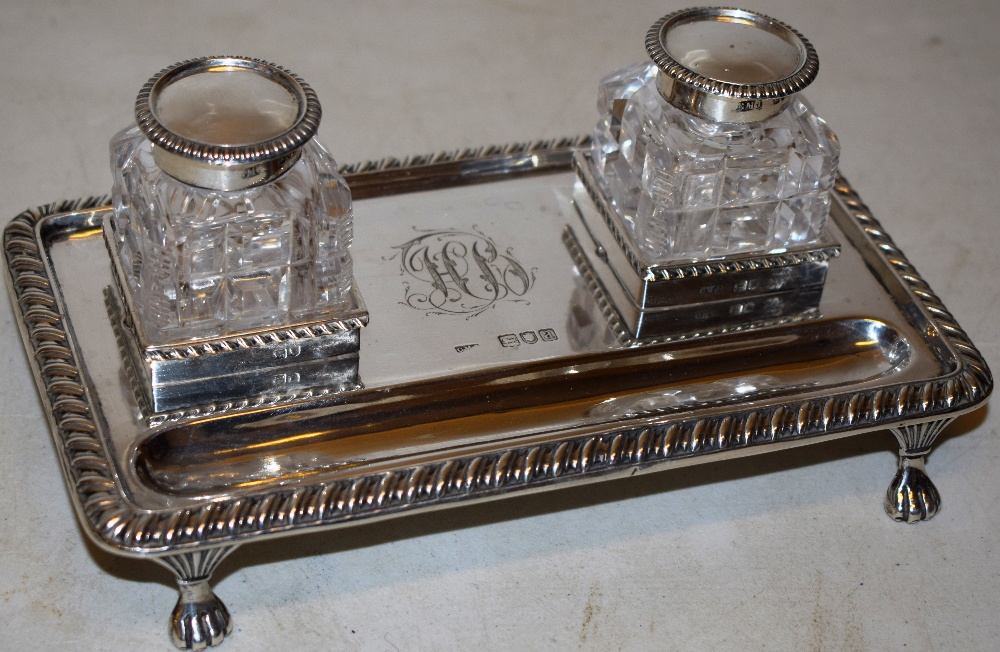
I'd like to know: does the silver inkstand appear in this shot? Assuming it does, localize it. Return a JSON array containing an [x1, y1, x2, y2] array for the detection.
[[104, 57, 367, 416], [569, 7, 842, 341], [4, 9, 993, 651]]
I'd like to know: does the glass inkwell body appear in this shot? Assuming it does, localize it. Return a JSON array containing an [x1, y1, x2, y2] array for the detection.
[[571, 8, 841, 340], [106, 57, 367, 415]]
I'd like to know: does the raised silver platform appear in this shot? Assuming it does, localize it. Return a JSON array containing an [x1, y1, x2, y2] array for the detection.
[[103, 215, 368, 415], [570, 151, 840, 340]]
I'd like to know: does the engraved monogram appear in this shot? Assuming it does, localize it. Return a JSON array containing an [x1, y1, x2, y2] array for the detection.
[[391, 228, 536, 317]]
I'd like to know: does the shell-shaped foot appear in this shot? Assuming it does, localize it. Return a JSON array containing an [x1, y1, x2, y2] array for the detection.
[[170, 579, 234, 651], [884, 456, 941, 523]]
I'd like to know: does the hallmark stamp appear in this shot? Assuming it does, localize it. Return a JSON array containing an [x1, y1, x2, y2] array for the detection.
[[498, 328, 558, 348]]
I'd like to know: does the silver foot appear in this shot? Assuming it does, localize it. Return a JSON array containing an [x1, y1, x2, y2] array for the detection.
[[154, 546, 239, 650], [884, 420, 952, 523]]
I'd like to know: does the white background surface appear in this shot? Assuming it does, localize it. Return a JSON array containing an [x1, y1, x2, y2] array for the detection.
[[2, 1, 998, 650]]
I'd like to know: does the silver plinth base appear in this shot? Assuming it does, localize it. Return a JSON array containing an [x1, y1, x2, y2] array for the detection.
[[571, 151, 840, 341], [103, 222, 368, 417]]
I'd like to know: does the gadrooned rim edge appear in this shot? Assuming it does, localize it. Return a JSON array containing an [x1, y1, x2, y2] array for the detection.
[[645, 7, 819, 100], [134, 55, 321, 164]]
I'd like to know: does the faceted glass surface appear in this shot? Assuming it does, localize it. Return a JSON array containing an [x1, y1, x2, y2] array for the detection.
[[110, 126, 354, 343], [591, 62, 839, 265]]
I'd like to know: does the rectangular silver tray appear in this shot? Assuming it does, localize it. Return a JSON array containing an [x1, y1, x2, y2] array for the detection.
[[4, 139, 991, 648]]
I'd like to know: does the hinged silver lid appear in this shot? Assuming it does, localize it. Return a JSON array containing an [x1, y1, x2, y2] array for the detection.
[[135, 56, 321, 191], [646, 7, 819, 123]]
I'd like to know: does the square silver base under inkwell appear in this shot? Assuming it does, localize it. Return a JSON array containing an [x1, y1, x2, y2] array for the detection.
[[103, 218, 368, 417], [568, 150, 841, 342]]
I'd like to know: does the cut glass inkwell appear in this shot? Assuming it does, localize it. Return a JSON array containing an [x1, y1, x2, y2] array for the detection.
[[105, 56, 367, 415], [570, 7, 841, 340]]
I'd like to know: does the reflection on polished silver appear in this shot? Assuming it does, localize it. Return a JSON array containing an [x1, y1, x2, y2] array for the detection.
[[2, 142, 992, 649], [135, 56, 320, 190], [646, 7, 818, 123]]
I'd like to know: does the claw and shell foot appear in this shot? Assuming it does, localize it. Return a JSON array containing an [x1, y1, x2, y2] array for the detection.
[[884, 452, 941, 523], [170, 579, 234, 650], [154, 546, 239, 650], [884, 420, 951, 523]]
